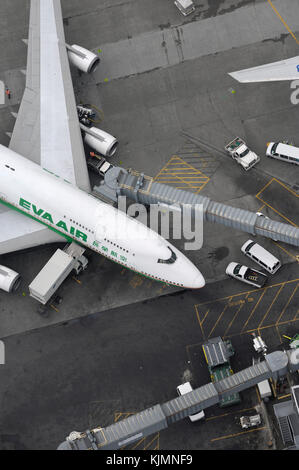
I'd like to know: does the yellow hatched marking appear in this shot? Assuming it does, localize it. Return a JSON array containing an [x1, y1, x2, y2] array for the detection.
[[241, 289, 267, 332], [258, 283, 285, 330], [276, 283, 299, 325], [223, 294, 248, 338], [155, 155, 210, 194], [208, 299, 232, 338], [256, 178, 298, 227]]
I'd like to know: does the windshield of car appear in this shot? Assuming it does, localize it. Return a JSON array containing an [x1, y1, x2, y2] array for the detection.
[[233, 264, 242, 275], [239, 148, 249, 158], [271, 143, 279, 155]]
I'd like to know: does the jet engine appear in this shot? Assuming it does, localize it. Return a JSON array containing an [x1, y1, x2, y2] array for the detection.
[[83, 126, 119, 158], [67, 44, 100, 74], [0, 265, 21, 293]]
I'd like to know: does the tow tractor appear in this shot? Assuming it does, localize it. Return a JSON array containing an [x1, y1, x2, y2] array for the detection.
[[240, 414, 261, 429], [225, 137, 260, 171]]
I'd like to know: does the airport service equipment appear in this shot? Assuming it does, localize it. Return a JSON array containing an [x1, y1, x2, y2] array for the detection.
[[29, 243, 88, 305], [240, 414, 261, 429], [176, 382, 205, 422], [252, 334, 267, 355], [257, 380, 272, 401], [202, 337, 241, 408], [174, 0, 195, 16], [283, 334, 299, 350], [225, 137, 260, 171], [87, 156, 113, 177], [226, 262, 268, 288]]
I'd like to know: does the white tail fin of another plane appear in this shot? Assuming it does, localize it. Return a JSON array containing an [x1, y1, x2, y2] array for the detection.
[[229, 56, 299, 82]]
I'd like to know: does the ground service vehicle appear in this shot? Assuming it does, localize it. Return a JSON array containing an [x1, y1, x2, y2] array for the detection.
[[241, 240, 281, 274], [266, 142, 299, 166], [87, 156, 113, 177], [225, 137, 260, 170], [176, 382, 205, 422], [240, 414, 261, 429]]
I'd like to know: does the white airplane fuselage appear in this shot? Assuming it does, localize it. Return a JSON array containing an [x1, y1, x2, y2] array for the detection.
[[0, 145, 205, 289]]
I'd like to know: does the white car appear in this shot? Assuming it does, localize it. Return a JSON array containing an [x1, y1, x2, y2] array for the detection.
[[176, 382, 205, 422], [226, 262, 268, 288]]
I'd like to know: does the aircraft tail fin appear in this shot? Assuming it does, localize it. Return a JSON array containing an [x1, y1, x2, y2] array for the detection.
[[229, 56, 299, 83]]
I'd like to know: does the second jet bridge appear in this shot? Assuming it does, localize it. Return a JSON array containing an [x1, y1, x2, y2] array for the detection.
[[58, 349, 299, 450], [93, 167, 299, 247]]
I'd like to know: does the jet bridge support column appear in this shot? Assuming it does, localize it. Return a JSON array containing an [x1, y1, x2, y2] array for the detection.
[[93, 167, 299, 247]]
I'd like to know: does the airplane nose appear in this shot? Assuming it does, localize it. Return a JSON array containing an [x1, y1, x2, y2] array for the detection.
[[191, 272, 205, 289]]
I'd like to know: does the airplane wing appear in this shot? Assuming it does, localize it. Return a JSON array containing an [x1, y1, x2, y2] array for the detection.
[[0, 207, 62, 256], [229, 56, 299, 83], [1, 0, 91, 255]]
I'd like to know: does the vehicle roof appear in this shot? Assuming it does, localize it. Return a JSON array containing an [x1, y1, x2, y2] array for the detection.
[[273, 143, 299, 159], [177, 382, 193, 394], [242, 240, 279, 265]]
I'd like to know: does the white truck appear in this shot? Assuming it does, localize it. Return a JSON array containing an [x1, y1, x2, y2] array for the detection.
[[225, 137, 260, 171], [257, 380, 272, 401]]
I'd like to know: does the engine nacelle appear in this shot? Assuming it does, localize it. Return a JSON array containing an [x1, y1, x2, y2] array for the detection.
[[0, 265, 21, 293], [67, 44, 100, 74], [84, 127, 119, 157]]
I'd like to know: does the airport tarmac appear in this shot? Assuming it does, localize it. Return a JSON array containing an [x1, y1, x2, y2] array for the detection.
[[0, 0, 298, 450]]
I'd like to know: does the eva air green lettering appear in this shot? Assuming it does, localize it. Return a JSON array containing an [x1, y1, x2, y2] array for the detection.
[[32, 205, 44, 216], [56, 221, 68, 232], [19, 198, 31, 210], [76, 230, 87, 243], [42, 212, 54, 224], [19, 197, 88, 243]]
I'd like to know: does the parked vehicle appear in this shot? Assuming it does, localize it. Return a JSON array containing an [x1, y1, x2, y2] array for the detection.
[[226, 262, 268, 288], [241, 240, 281, 274], [176, 382, 205, 422], [225, 137, 260, 171], [87, 155, 113, 177], [174, 0, 195, 16], [240, 414, 261, 429], [266, 142, 299, 165]]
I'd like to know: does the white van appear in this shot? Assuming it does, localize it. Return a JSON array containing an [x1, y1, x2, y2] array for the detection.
[[176, 382, 205, 422], [241, 240, 281, 274], [266, 142, 299, 165]]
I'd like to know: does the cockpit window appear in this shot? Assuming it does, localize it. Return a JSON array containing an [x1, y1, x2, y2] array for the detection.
[[158, 247, 177, 265]]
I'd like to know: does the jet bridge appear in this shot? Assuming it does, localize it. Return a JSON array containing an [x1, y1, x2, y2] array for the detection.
[[93, 167, 299, 247], [57, 348, 299, 450]]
